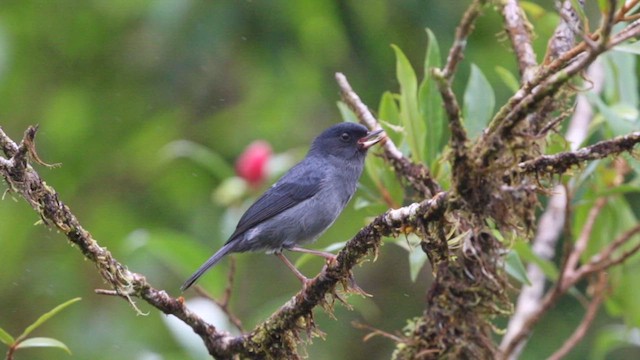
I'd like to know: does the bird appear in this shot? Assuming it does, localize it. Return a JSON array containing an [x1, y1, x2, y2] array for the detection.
[[181, 122, 385, 291]]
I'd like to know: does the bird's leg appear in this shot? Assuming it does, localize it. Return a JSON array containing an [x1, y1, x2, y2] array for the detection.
[[276, 252, 310, 285], [288, 246, 337, 264], [289, 247, 371, 297]]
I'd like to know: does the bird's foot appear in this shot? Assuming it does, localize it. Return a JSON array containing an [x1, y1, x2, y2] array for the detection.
[[276, 252, 315, 289], [289, 246, 336, 263], [324, 254, 337, 267]]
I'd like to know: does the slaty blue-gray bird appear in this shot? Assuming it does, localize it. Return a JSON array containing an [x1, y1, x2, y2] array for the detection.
[[181, 122, 385, 291]]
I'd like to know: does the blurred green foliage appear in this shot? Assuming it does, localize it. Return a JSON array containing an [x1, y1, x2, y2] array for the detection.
[[1, 1, 639, 359], [0, 297, 81, 358]]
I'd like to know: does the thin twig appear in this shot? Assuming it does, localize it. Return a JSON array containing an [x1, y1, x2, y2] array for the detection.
[[600, 0, 618, 45], [547, 272, 608, 360], [580, 224, 640, 275], [352, 321, 406, 343], [616, 0, 640, 22], [563, 197, 607, 273], [432, 68, 468, 159], [194, 287, 244, 333], [436, 0, 487, 159], [518, 131, 640, 175], [335, 73, 403, 160], [442, 0, 487, 80], [500, 204, 640, 359], [193, 257, 244, 332], [608, 18, 640, 47]]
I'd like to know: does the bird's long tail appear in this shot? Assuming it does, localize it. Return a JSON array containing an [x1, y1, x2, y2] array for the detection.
[[181, 242, 235, 291]]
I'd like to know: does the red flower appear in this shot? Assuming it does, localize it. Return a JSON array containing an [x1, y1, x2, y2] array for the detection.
[[235, 140, 272, 186]]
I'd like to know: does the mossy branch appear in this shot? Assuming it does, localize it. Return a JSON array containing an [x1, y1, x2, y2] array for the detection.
[[0, 125, 448, 359], [518, 131, 640, 175]]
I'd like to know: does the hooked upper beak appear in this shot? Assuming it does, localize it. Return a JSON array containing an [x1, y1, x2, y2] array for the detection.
[[357, 128, 386, 150]]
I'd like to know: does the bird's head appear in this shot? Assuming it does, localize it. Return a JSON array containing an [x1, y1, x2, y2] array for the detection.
[[310, 122, 385, 159]]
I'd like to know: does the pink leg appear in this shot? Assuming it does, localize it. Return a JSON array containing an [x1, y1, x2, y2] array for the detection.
[[288, 246, 336, 262], [276, 252, 309, 284]]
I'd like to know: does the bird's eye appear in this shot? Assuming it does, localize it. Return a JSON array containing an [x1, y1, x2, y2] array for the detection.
[[340, 133, 351, 141]]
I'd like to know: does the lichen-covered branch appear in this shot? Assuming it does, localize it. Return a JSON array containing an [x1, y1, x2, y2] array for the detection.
[[0, 126, 236, 358], [518, 131, 640, 175], [478, 1, 639, 167], [436, 0, 488, 160], [432, 67, 468, 161], [497, 0, 537, 81], [0, 125, 449, 359], [544, 0, 584, 64]]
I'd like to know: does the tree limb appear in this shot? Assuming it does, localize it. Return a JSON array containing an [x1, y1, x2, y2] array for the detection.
[[518, 131, 640, 175], [0, 125, 449, 358], [547, 272, 608, 360], [497, 0, 538, 82]]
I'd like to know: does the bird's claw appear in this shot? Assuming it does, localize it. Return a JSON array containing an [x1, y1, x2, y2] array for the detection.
[[325, 255, 337, 266]]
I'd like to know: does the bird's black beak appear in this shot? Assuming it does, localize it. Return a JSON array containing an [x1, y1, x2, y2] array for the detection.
[[357, 128, 385, 150]]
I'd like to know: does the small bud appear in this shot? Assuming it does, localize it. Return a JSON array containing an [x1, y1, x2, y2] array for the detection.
[[235, 140, 272, 186]]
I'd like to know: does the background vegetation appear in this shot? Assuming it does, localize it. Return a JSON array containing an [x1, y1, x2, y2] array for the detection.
[[1, 1, 639, 359]]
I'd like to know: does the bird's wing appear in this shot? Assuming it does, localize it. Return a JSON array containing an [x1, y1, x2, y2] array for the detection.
[[226, 163, 324, 242]]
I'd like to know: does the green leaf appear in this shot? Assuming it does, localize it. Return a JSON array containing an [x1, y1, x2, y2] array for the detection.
[[356, 93, 403, 209], [520, 1, 547, 19], [337, 101, 359, 124], [378, 92, 401, 125], [378, 91, 403, 146], [392, 44, 425, 163], [595, 183, 640, 197], [610, 103, 639, 120], [135, 228, 229, 293], [391, 234, 426, 282], [16, 337, 71, 354], [161, 140, 234, 180], [462, 64, 495, 140], [505, 250, 531, 285], [573, 174, 640, 326], [586, 93, 638, 137], [605, 262, 640, 326], [495, 66, 520, 93], [408, 246, 428, 282], [603, 50, 638, 108], [591, 326, 640, 360], [17, 297, 81, 342], [0, 326, 15, 346], [596, 0, 611, 13], [578, 196, 638, 263], [512, 240, 559, 281], [613, 41, 640, 55], [213, 176, 248, 206], [418, 28, 445, 165]]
